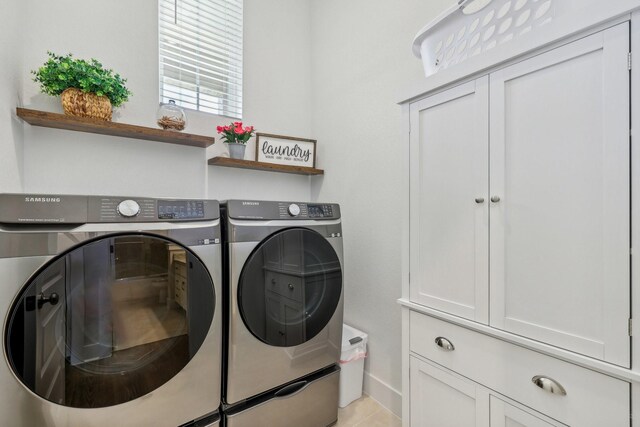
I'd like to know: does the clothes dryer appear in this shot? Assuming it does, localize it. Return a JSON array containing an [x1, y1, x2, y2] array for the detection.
[[222, 200, 343, 420], [0, 194, 222, 426]]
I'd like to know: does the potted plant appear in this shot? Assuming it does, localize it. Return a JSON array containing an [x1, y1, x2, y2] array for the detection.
[[32, 52, 132, 121], [216, 122, 255, 159]]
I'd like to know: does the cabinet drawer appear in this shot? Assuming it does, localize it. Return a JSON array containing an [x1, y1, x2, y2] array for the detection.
[[265, 271, 303, 302], [409, 311, 629, 426]]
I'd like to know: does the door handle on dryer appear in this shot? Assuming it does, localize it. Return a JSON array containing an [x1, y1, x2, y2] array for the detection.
[[37, 292, 59, 309]]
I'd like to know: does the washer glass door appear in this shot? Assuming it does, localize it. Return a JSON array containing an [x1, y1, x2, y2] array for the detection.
[[238, 228, 342, 347], [4, 234, 215, 408]]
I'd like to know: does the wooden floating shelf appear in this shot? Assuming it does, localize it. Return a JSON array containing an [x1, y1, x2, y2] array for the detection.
[[208, 156, 324, 176], [16, 108, 215, 148]]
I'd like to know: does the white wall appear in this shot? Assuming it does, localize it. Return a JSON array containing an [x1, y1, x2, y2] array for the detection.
[[0, 0, 452, 417], [310, 0, 451, 415], [208, 0, 313, 201], [0, 0, 25, 192], [18, 0, 313, 201]]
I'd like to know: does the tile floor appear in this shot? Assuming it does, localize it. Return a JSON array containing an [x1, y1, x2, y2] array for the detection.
[[335, 395, 402, 427]]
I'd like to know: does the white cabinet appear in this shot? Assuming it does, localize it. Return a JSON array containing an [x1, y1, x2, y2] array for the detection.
[[409, 311, 630, 427], [489, 397, 563, 427], [264, 272, 305, 345], [409, 77, 489, 323], [404, 15, 637, 427], [173, 260, 188, 311], [408, 22, 631, 366], [489, 23, 631, 367], [410, 356, 567, 427], [410, 356, 489, 427]]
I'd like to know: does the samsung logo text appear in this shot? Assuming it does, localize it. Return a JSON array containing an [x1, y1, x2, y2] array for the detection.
[[24, 197, 61, 203]]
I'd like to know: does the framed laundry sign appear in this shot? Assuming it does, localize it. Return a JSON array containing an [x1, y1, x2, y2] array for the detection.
[[255, 133, 317, 168]]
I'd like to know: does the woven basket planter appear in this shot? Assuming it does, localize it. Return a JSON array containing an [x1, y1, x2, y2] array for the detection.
[[61, 88, 112, 121]]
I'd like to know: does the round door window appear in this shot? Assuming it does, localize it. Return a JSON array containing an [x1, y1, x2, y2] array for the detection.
[[238, 228, 342, 347], [4, 234, 215, 408]]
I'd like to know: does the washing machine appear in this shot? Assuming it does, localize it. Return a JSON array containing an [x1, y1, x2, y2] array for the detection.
[[0, 194, 222, 427], [222, 200, 343, 427]]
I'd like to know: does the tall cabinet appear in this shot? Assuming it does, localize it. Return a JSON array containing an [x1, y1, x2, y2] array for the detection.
[[402, 15, 637, 427]]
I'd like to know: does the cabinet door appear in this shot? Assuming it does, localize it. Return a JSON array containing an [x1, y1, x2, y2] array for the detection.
[[489, 23, 630, 366], [410, 357, 489, 427], [489, 396, 563, 427], [410, 77, 489, 323]]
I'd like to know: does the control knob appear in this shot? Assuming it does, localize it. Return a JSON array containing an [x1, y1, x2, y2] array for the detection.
[[117, 200, 140, 218], [288, 203, 301, 217]]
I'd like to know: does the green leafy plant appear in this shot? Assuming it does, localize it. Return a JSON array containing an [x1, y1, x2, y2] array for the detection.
[[32, 52, 132, 107]]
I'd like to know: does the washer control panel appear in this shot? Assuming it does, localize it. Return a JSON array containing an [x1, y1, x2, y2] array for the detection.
[[0, 194, 220, 224], [158, 200, 205, 220], [98, 198, 156, 222], [287, 203, 301, 217], [91, 197, 218, 222], [227, 200, 340, 220], [117, 200, 141, 218], [307, 204, 334, 218]]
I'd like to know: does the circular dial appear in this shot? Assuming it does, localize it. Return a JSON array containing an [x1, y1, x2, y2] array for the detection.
[[288, 203, 301, 217], [117, 200, 140, 218]]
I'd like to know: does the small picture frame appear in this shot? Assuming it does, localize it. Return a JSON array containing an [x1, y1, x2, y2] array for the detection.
[[255, 133, 317, 168]]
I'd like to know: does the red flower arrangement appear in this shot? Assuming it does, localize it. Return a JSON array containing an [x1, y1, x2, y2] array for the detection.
[[216, 121, 255, 144]]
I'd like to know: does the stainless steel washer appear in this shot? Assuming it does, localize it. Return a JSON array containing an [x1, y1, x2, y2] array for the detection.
[[223, 200, 344, 426], [0, 194, 222, 426]]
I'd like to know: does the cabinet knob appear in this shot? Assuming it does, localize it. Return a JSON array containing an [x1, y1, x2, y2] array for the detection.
[[531, 375, 567, 396], [475, 198, 485, 204], [434, 336, 455, 351], [288, 283, 295, 290], [490, 195, 501, 203]]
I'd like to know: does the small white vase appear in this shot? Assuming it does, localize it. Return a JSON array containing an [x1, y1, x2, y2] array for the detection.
[[227, 143, 247, 159]]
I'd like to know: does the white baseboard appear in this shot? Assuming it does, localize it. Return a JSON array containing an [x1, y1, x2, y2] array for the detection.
[[363, 371, 402, 417]]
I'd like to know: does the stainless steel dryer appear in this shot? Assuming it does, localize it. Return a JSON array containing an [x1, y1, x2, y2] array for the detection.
[[0, 194, 222, 427], [222, 200, 343, 427]]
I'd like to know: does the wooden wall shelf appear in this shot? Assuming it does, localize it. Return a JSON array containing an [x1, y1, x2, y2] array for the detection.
[[208, 156, 324, 176], [16, 108, 215, 148]]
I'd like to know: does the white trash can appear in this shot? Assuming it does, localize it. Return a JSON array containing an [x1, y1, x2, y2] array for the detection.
[[339, 324, 368, 408]]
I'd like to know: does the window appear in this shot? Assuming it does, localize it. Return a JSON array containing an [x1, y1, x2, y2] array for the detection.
[[159, 0, 243, 118]]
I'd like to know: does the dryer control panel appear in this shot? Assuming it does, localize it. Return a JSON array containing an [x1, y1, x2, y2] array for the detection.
[[226, 200, 340, 220]]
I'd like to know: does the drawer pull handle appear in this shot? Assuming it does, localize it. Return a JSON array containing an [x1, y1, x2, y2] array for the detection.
[[531, 376, 567, 396], [434, 336, 455, 351]]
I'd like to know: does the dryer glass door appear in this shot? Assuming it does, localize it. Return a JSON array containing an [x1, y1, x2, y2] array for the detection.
[[238, 228, 342, 347], [4, 234, 215, 408]]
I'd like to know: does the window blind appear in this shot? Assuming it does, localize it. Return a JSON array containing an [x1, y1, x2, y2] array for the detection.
[[159, 0, 243, 118]]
